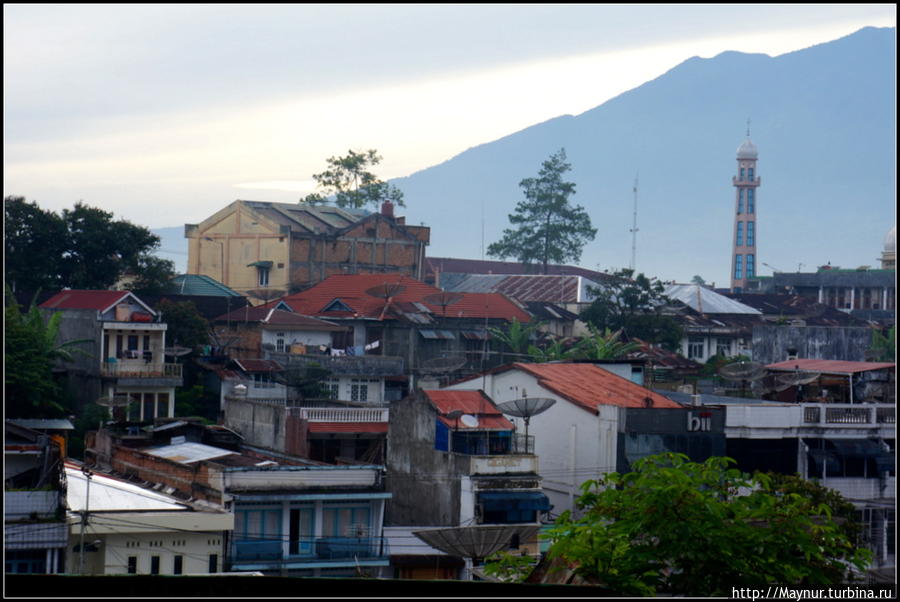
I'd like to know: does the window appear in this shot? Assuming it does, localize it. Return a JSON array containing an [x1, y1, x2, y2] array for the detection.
[[322, 506, 370, 538], [687, 337, 706, 360], [735, 255, 743, 280], [324, 381, 340, 400], [748, 167, 754, 180], [746, 254, 755, 278], [208, 554, 218, 574], [740, 167, 745, 181], [288, 508, 314, 556], [737, 190, 743, 214], [351, 381, 368, 402], [143, 393, 155, 421], [127, 556, 137, 574], [736, 222, 743, 246], [747, 189, 755, 213], [173, 555, 183, 575], [150, 556, 160, 575], [747, 222, 754, 246], [716, 338, 732, 358], [258, 267, 270, 287], [157, 393, 169, 418], [275, 332, 286, 353], [128, 335, 139, 351]]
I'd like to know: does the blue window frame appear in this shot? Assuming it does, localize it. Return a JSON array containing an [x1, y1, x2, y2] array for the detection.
[[747, 222, 754, 246], [736, 222, 743, 246], [234, 507, 282, 561], [737, 190, 743, 214], [289, 506, 315, 556], [746, 254, 755, 278], [747, 189, 755, 213], [740, 167, 745, 181], [735, 255, 743, 280], [748, 167, 754, 180], [323, 505, 370, 537]]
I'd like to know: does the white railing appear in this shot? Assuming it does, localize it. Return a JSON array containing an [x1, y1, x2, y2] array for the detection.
[[294, 407, 389, 423], [100, 362, 182, 379], [801, 404, 895, 427]]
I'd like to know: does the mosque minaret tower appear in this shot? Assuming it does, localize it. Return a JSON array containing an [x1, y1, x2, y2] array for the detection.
[[731, 128, 760, 292]]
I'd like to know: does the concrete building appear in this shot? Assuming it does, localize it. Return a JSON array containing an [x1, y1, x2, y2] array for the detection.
[[185, 200, 430, 297], [731, 134, 761, 292], [444, 363, 683, 517], [39, 290, 183, 421]]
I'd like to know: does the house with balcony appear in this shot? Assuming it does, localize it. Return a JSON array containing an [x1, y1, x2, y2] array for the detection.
[[5, 420, 71, 574], [444, 363, 685, 518], [266, 273, 533, 385], [384, 389, 549, 579], [39, 290, 183, 421], [88, 420, 392, 577]]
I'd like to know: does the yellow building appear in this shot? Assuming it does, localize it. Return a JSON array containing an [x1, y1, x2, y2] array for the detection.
[[185, 200, 430, 301]]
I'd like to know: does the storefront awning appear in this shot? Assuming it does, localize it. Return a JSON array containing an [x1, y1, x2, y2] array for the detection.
[[478, 491, 551, 511], [419, 329, 456, 340], [247, 260, 273, 268]]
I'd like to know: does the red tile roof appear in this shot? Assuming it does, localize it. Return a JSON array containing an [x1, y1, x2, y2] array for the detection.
[[40, 290, 140, 312], [461, 363, 682, 413], [766, 359, 895, 375], [273, 274, 531, 322], [424, 389, 514, 431]]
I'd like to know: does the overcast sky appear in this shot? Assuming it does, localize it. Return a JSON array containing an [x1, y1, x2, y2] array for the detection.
[[4, 4, 896, 241]]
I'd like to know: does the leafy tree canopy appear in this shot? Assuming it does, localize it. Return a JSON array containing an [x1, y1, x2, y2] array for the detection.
[[154, 300, 210, 350], [301, 149, 406, 209], [487, 149, 596, 273], [580, 268, 683, 351], [4, 288, 92, 418], [4, 196, 175, 296], [539, 453, 871, 596]]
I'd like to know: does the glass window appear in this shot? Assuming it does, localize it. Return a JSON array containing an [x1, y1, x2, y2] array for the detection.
[[173, 555, 183, 575], [736, 222, 743, 246], [747, 222, 754, 246], [351, 380, 368, 402], [276, 332, 285, 353], [150, 556, 160, 575], [716, 338, 731, 358], [747, 189, 755, 213], [323, 506, 370, 537], [687, 337, 706, 360], [748, 167, 754, 180], [208, 554, 218, 574], [258, 267, 270, 287], [157, 393, 169, 418], [740, 167, 745, 181], [737, 190, 743, 214], [735, 255, 743, 280], [746, 254, 755, 278], [127, 556, 137, 574]]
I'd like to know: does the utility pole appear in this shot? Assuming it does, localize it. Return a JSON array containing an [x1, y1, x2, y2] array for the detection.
[[78, 466, 93, 575], [629, 174, 639, 272]]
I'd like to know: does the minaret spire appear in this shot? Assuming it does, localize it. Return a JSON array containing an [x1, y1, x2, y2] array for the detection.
[[731, 130, 760, 292]]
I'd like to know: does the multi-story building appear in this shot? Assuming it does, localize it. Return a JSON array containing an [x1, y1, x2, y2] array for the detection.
[[731, 133, 761, 292], [39, 290, 183, 421], [185, 200, 430, 297], [5, 420, 72, 574]]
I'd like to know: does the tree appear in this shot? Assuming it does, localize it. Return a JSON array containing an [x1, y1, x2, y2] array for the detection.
[[154, 300, 210, 350], [580, 268, 683, 351], [4, 288, 92, 418], [487, 149, 596, 273], [540, 453, 871, 596], [488, 317, 543, 361], [691, 274, 707, 286], [4, 197, 175, 295], [569, 325, 640, 361], [301, 149, 406, 209], [867, 326, 895, 362]]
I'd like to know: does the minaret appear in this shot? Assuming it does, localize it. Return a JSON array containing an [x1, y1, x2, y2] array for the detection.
[[731, 126, 760, 292]]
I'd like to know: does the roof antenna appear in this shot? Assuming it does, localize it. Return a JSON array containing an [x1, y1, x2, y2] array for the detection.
[[746, 118, 751, 138], [629, 174, 639, 272]]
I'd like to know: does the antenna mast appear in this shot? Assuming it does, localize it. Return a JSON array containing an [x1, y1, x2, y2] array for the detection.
[[629, 174, 639, 271]]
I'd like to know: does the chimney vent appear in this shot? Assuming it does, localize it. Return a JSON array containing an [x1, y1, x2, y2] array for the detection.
[[381, 201, 394, 219]]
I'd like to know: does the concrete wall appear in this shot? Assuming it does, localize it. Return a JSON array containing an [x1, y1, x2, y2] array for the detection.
[[752, 325, 874, 365], [223, 398, 287, 454], [384, 392, 468, 526]]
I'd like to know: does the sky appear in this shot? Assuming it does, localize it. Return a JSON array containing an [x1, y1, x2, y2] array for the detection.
[[4, 3, 896, 271]]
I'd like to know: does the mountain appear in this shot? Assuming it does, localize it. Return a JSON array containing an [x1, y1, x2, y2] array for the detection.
[[389, 26, 896, 285]]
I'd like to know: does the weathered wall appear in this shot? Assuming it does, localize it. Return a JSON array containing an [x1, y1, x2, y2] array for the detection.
[[384, 392, 467, 526], [223, 398, 287, 452], [752, 325, 873, 364]]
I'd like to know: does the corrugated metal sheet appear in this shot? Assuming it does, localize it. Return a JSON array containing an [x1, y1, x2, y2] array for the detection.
[[765, 359, 896, 375], [665, 284, 761, 315], [65, 465, 188, 512], [143, 441, 238, 464]]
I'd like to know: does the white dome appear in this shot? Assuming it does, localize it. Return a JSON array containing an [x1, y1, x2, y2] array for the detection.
[[885, 226, 896, 252], [736, 138, 758, 159]]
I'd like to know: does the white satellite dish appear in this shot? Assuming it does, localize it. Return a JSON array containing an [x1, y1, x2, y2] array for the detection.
[[460, 414, 479, 428]]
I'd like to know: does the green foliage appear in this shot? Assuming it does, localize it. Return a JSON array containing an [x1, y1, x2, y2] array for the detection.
[[580, 268, 683, 351], [867, 326, 895, 362], [68, 402, 111, 460], [487, 149, 596, 273], [569, 325, 640, 361], [301, 149, 406, 209], [489, 317, 543, 359], [4, 196, 174, 295], [482, 550, 539, 583], [155, 299, 210, 349], [174, 385, 217, 423], [543, 453, 871, 596], [281, 362, 333, 400], [4, 287, 93, 418]]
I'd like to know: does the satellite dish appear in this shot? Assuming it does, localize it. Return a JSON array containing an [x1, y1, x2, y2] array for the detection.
[[460, 414, 479, 428], [444, 409, 464, 421], [717, 360, 766, 382], [496, 398, 556, 454], [423, 291, 465, 315], [413, 524, 540, 566], [775, 370, 820, 390], [365, 283, 406, 300], [95, 394, 134, 408], [420, 356, 467, 374], [245, 288, 286, 304]]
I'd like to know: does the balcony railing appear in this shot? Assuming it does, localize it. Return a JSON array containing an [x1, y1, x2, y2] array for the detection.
[[294, 407, 389, 423], [100, 362, 182, 379], [233, 536, 389, 563], [801, 403, 895, 427], [273, 353, 405, 377]]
